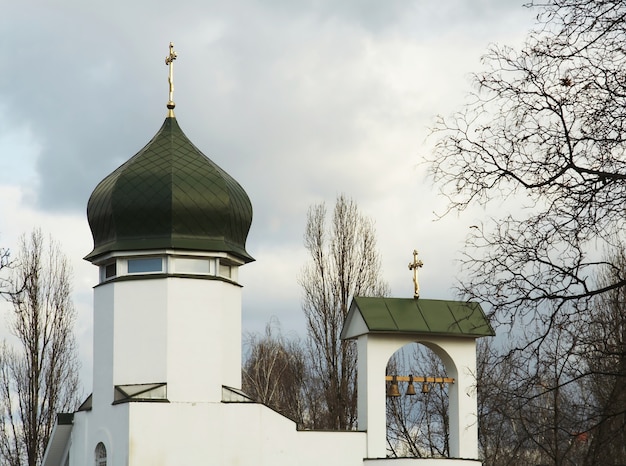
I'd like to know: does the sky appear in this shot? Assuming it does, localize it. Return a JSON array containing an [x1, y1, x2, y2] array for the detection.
[[0, 0, 538, 390]]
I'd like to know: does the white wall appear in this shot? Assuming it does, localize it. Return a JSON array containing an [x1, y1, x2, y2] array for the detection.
[[92, 283, 116, 408], [113, 278, 169, 385], [166, 276, 242, 401], [93, 271, 242, 404], [70, 404, 130, 466], [125, 401, 367, 466]]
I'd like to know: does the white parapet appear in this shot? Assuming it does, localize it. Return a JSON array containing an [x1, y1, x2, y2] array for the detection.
[[363, 459, 482, 465]]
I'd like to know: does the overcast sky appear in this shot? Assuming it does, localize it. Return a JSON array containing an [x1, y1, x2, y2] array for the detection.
[[0, 0, 537, 390]]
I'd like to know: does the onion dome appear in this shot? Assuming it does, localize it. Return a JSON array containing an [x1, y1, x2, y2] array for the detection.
[[85, 116, 253, 263]]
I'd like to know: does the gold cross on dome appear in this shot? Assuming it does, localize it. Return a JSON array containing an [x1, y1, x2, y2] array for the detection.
[[408, 249, 424, 299], [165, 42, 178, 116]]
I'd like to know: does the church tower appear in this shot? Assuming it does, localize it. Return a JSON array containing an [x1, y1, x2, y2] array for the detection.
[[84, 43, 253, 408]]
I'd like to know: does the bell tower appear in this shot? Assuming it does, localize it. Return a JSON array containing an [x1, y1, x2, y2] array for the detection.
[[341, 251, 493, 462]]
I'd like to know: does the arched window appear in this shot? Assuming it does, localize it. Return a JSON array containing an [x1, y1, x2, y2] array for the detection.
[[95, 442, 107, 466]]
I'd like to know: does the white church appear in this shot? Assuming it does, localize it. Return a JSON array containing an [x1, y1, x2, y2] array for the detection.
[[42, 44, 493, 466]]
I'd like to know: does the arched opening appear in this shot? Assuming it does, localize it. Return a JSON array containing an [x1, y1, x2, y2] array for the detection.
[[94, 442, 107, 466], [385, 341, 453, 458]]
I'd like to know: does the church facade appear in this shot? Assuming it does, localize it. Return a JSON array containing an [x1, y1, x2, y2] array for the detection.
[[42, 45, 492, 466]]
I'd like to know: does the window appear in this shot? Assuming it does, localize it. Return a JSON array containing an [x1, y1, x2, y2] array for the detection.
[[173, 257, 212, 274], [114, 383, 167, 403], [219, 263, 231, 278], [105, 262, 117, 279], [127, 257, 163, 274], [95, 442, 106, 466]]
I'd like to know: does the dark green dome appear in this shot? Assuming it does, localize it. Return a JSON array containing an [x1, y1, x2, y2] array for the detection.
[[85, 117, 253, 263]]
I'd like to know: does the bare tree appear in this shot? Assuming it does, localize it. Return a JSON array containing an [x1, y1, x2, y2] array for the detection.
[[580, 245, 626, 465], [430, 0, 626, 335], [299, 194, 389, 430], [242, 320, 309, 426], [0, 229, 81, 466], [429, 2, 626, 460], [476, 339, 521, 465], [477, 332, 590, 466]]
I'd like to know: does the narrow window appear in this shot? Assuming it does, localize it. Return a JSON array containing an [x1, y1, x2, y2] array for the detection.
[[105, 262, 117, 279], [127, 257, 163, 274], [219, 263, 231, 278], [173, 257, 211, 274], [95, 442, 107, 466]]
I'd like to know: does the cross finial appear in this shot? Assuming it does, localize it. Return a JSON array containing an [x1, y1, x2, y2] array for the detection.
[[165, 42, 178, 117], [408, 249, 424, 299]]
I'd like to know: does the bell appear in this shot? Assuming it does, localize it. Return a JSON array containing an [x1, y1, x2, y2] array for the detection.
[[421, 382, 430, 394], [406, 375, 416, 396], [387, 376, 400, 397]]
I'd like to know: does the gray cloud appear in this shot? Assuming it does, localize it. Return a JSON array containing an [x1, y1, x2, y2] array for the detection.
[[1, 0, 537, 343]]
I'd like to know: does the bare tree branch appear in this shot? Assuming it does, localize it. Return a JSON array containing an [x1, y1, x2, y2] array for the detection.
[[428, 1, 626, 463], [0, 229, 81, 466], [429, 0, 626, 359]]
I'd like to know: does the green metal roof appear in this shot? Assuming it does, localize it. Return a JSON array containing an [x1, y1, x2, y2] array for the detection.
[[85, 117, 253, 263], [342, 297, 494, 339]]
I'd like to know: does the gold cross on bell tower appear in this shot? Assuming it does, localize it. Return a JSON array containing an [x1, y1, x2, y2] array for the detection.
[[165, 42, 178, 117], [408, 249, 424, 299]]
